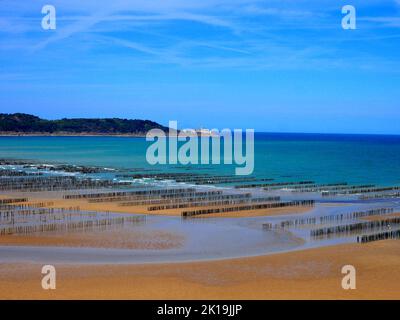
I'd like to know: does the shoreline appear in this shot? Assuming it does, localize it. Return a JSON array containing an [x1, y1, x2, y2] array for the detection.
[[2, 131, 400, 137], [0, 130, 210, 138], [0, 132, 148, 137]]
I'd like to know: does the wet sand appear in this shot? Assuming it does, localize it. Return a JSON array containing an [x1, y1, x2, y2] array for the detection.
[[0, 229, 185, 250], [0, 240, 399, 299]]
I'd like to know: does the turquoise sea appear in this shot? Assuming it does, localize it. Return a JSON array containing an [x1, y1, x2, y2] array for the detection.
[[0, 133, 399, 186]]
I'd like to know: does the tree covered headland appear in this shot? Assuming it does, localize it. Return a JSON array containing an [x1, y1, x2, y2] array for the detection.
[[0, 113, 169, 135]]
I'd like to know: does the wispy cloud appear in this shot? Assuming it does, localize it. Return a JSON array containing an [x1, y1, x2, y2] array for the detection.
[[1, 0, 400, 72], [360, 16, 400, 27]]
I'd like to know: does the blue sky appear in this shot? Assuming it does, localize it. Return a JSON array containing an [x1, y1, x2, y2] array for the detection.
[[0, 0, 399, 134]]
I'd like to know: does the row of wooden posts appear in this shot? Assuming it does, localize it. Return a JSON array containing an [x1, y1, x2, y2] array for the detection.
[[322, 186, 400, 196], [0, 198, 28, 205], [0, 169, 43, 177], [0, 214, 146, 236], [279, 182, 348, 191], [359, 192, 400, 200], [235, 180, 314, 189], [263, 182, 348, 191], [87, 190, 224, 203], [262, 207, 394, 230], [291, 184, 374, 193], [0, 206, 80, 221], [119, 193, 255, 207], [0, 175, 130, 192], [310, 216, 400, 238], [125, 172, 273, 185], [64, 187, 197, 199], [357, 229, 400, 243], [147, 196, 281, 211], [182, 200, 315, 217], [318, 207, 394, 223], [0, 201, 54, 211]]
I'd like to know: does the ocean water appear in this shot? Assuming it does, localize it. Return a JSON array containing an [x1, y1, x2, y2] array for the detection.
[[0, 133, 399, 186]]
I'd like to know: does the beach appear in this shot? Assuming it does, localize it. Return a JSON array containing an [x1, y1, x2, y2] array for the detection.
[[1, 190, 399, 299], [1, 240, 399, 299]]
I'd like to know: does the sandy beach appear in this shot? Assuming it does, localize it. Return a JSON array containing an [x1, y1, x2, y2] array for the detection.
[[0, 240, 399, 299], [1, 180, 399, 300]]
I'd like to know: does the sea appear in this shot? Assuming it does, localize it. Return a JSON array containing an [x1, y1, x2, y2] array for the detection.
[[0, 132, 399, 187]]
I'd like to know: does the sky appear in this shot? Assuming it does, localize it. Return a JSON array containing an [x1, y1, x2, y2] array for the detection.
[[0, 0, 399, 134]]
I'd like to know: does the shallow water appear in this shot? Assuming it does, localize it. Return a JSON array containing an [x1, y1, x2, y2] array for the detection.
[[1, 199, 399, 265]]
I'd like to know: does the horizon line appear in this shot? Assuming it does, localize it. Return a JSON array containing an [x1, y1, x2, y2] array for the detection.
[[1, 113, 399, 137]]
